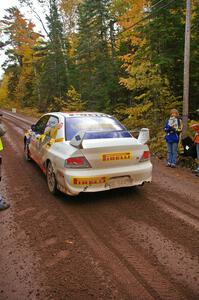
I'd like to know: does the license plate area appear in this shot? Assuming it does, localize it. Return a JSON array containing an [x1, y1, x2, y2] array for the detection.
[[108, 176, 132, 188]]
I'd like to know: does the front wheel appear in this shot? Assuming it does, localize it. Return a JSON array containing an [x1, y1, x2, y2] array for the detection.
[[46, 161, 58, 195]]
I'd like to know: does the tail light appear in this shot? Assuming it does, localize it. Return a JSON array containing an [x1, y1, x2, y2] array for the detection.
[[140, 150, 150, 162], [65, 156, 91, 168]]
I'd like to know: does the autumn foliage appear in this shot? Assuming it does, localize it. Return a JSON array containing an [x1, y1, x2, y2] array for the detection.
[[0, 0, 198, 142]]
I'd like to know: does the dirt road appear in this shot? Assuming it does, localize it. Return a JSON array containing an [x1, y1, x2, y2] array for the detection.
[[0, 111, 199, 300]]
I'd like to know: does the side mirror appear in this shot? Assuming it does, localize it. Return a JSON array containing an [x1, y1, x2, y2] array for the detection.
[[31, 124, 36, 131], [138, 128, 150, 144]]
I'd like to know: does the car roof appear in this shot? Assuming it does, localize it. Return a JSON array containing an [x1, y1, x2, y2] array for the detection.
[[45, 112, 112, 118]]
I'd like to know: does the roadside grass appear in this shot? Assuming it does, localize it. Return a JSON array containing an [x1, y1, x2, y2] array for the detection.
[[0, 102, 41, 119]]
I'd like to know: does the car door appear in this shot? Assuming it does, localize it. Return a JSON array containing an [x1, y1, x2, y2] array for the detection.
[[29, 115, 50, 162], [43, 115, 59, 140], [37, 115, 60, 164]]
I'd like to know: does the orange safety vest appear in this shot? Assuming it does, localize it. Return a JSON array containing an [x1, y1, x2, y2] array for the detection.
[[194, 133, 199, 144]]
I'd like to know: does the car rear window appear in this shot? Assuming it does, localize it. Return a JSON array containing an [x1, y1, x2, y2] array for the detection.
[[65, 116, 131, 141]]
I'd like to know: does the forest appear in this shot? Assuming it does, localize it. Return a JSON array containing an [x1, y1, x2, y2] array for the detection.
[[0, 0, 198, 147]]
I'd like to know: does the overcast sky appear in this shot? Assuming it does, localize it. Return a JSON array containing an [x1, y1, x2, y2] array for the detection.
[[0, 0, 45, 78]]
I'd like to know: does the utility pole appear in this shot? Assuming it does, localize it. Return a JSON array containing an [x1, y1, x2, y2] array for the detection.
[[182, 0, 192, 138]]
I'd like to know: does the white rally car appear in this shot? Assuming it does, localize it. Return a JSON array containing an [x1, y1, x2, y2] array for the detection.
[[24, 112, 152, 196]]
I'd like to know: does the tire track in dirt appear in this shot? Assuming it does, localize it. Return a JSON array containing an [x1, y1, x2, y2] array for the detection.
[[65, 196, 199, 299], [58, 204, 156, 300], [2, 110, 34, 126], [152, 184, 199, 211], [144, 190, 199, 230], [146, 183, 199, 220], [67, 174, 199, 299], [60, 201, 186, 300], [152, 160, 199, 203], [154, 196, 199, 224], [3, 114, 30, 133]]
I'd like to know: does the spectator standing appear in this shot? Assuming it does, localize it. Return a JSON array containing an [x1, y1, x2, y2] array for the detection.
[[164, 109, 182, 168], [191, 123, 199, 176]]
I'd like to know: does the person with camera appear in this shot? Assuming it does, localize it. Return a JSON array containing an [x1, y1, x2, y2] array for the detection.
[[164, 109, 182, 168]]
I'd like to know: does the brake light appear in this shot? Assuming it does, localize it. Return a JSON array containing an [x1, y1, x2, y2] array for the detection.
[[140, 150, 150, 162], [65, 156, 91, 168]]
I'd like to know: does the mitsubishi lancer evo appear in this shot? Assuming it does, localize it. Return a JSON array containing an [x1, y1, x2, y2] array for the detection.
[[24, 112, 152, 196]]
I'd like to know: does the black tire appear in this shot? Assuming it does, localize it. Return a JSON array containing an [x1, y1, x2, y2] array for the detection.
[[24, 142, 31, 161], [46, 161, 58, 195]]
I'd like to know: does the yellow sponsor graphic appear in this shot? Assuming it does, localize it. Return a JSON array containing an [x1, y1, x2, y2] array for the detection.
[[72, 176, 108, 186], [102, 151, 132, 162], [0, 138, 3, 151], [55, 137, 64, 143]]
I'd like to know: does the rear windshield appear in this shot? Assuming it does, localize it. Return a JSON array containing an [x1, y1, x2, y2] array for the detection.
[[65, 116, 131, 141]]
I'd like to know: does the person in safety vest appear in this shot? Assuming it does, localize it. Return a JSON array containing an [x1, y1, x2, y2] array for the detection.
[[164, 109, 182, 168], [0, 112, 10, 210], [191, 123, 199, 176]]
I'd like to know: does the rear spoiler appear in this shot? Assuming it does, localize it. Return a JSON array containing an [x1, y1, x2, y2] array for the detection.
[[70, 130, 132, 149], [70, 128, 150, 149], [137, 128, 150, 145], [70, 131, 85, 149]]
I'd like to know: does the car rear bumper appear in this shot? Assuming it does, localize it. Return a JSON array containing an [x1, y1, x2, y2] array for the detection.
[[57, 161, 152, 196]]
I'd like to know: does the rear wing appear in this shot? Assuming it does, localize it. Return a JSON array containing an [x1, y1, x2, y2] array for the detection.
[[137, 128, 150, 145], [70, 130, 132, 149], [70, 128, 150, 149], [130, 128, 150, 145]]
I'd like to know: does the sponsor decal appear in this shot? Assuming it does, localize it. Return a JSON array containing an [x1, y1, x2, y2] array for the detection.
[[0, 138, 3, 151], [72, 176, 108, 186], [102, 152, 132, 162], [55, 137, 64, 143]]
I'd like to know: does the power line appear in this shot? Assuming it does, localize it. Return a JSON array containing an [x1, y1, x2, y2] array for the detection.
[[120, 0, 176, 34], [76, 0, 176, 57], [150, 0, 168, 10], [122, 0, 167, 19]]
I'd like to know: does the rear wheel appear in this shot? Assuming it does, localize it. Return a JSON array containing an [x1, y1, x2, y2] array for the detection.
[[24, 142, 31, 161], [46, 161, 58, 195]]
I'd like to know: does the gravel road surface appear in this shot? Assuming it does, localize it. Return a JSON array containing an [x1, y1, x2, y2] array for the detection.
[[0, 111, 199, 300]]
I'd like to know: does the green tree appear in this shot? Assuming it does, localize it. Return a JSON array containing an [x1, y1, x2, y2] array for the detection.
[[146, 0, 185, 100], [119, 62, 181, 129], [190, 2, 199, 114], [49, 86, 86, 112], [0, 7, 40, 106], [114, 0, 182, 136], [65, 85, 86, 111], [75, 0, 124, 112], [38, 0, 68, 112]]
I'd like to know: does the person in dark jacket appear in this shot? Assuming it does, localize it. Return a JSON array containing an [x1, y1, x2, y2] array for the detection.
[[164, 109, 182, 168], [0, 112, 10, 210], [191, 123, 199, 176]]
